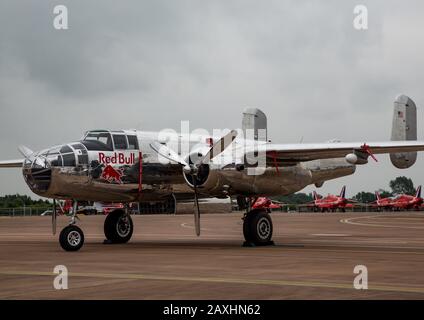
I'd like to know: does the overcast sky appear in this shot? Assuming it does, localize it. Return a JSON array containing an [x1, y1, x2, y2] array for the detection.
[[1, 0, 424, 198]]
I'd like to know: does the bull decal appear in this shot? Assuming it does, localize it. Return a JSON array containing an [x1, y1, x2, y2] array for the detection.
[[101, 165, 124, 184]]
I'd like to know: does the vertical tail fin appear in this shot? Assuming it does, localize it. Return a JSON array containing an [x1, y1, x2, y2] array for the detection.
[[390, 94, 417, 168], [339, 185, 346, 198], [313, 191, 319, 201], [416, 185, 421, 198], [375, 191, 381, 201]]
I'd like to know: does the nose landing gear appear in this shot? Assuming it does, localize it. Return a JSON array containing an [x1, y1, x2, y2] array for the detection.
[[59, 225, 85, 251], [59, 200, 85, 251]]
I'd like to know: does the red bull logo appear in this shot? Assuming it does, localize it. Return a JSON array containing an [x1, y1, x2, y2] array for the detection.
[[99, 152, 135, 165], [101, 165, 124, 184]]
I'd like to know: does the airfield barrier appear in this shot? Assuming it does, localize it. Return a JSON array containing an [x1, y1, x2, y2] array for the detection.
[[0, 207, 53, 217], [1, 205, 420, 216]]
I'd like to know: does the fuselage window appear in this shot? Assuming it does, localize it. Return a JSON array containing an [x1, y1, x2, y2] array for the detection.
[[127, 135, 139, 150], [113, 135, 128, 150]]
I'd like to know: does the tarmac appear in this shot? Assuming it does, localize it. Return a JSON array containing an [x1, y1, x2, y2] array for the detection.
[[1, 211, 424, 299]]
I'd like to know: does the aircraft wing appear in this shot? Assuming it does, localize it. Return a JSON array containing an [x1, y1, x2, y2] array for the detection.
[[245, 141, 424, 164], [0, 159, 24, 168]]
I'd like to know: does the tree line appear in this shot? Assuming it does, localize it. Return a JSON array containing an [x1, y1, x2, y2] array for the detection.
[[0, 194, 51, 208]]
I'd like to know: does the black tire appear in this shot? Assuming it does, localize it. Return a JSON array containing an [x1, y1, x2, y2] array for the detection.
[[243, 210, 273, 245], [104, 209, 133, 243], [59, 225, 84, 251]]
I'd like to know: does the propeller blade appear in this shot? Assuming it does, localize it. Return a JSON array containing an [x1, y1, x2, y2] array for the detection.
[[150, 142, 190, 169], [197, 130, 238, 165], [193, 177, 201, 236], [52, 199, 57, 235], [18, 145, 34, 159]]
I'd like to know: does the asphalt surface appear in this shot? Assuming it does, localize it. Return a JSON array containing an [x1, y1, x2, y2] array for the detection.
[[1, 212, 424, 299]]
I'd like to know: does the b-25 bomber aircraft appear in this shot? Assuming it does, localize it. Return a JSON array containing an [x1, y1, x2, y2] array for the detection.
[[0, 95, 423, 251]]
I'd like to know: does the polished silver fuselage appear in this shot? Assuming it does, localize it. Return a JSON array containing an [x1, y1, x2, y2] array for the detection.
[[23, 130, 355, 202]]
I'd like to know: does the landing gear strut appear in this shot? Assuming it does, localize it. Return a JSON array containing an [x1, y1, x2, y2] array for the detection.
[[103, 208, 134, 244], [243, 209, 274, 247], [59, 200, 85, 251]]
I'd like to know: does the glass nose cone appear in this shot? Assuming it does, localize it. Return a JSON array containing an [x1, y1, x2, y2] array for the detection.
[[23, 155, 52, 193]]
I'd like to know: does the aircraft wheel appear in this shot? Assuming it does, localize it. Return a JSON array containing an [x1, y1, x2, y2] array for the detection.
[[104, 209, 133, 243], [243, 210, 273, 246], [59, 225, 85, 251]]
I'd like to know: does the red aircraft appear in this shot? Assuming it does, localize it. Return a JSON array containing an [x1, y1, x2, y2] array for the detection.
[[373, 191, 395, 210], [310, 186, 355, 212], [251, 197, 281, 210], [374, 186, 422, 211]]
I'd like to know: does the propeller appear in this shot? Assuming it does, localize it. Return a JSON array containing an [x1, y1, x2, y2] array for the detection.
[[193, 178, 201, 236], [52, 199, 57, 235], [18, 145, 34, 159], [150, 141, 191, 172], [150, 130, 238, 236]]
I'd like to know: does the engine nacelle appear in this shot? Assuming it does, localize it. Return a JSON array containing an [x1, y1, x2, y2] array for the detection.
[[390, 94, 417, 169], [182, 165, 229, 198], [182, 152, 229, 198]]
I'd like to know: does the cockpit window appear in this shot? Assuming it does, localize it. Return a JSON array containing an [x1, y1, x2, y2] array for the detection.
[[127, 135, 139, 150], [113, 135, 128, 150], [83, 132, 113, 151]]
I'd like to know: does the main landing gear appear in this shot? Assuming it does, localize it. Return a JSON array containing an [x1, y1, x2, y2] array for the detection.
[[242, 209, 274, 247], [103, 209, 134, 244], [58, 201, 134, 251]]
